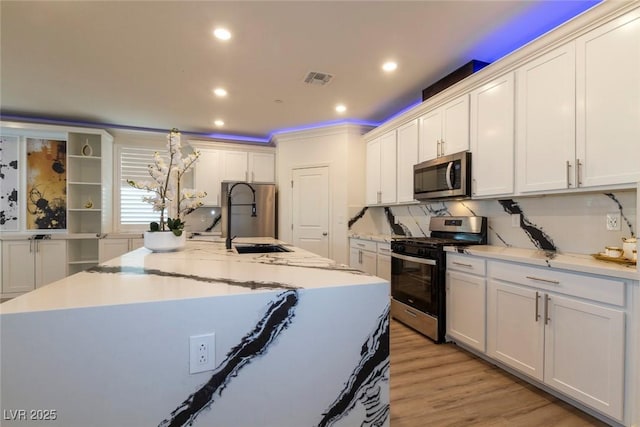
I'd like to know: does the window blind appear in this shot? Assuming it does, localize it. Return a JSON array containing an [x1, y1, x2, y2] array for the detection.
[[119, 146, 167, 225]]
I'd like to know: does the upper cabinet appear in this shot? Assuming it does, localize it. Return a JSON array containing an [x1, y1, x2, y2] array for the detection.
[[191, 142, 275, 206], [516, 43, 576, 193], [418, 94, 469, 163], [575, 9, 640, 187], [396, 120, 419, 203], [470, 73, 515, 197], [366, 131, 397, 205]]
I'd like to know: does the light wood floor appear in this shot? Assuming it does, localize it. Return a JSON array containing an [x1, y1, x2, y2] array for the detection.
[[390, 320, 609, 427]]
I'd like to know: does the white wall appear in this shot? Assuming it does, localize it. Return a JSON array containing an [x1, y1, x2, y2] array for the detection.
[[274, 124, 370, 264]]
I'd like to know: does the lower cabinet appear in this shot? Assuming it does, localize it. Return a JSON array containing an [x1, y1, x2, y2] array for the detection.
[[2, 239, 67, 295], [376, 243, 391, 281], [487, 260, 625, 421], [99, 237, 144, 263], [446, 254, 486, 352], [349, 239, 377, 276]]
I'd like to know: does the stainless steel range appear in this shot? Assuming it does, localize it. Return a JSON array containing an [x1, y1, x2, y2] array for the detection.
[[390, 216, 487, 343]]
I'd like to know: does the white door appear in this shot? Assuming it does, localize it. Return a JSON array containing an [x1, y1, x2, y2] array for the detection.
[[2, 240, 35, 294], [291, 166, 329, 258], [220, 151, 248, 182], [576, 10, 640, 188], [441, 94, 470, 156], [248, 152, 275, 183], [487, 280, 545, 381], [35, 240, 67, 287], [446, 270, 486, 352], [194, 149, 221, 205], [379, 130, 397, 204], [365, 139, 381, 205], [516, 43, 576, 192], [418, 109, 441, 162], [544, 293, 625, 420], [396, 120, 418, 203]]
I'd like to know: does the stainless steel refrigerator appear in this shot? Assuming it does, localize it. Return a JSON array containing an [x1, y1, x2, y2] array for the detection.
[[221, 182, 276, 239]]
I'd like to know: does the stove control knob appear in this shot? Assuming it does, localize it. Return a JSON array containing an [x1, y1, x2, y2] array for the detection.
[[417, 248, 425, 256], [392, 243, 404, 252]]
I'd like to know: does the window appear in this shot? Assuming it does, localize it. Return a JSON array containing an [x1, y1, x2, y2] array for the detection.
[[118, 146, 166, 229]]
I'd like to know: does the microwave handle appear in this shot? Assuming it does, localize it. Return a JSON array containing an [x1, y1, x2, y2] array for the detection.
[[445, 161, 454, 189]]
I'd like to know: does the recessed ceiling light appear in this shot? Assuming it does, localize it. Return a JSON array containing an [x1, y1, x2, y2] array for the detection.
[[213, 88, 227, 97], [214, 119, 225, 127], [335, 104, 347, 113], [382, 61, 398, 72], [213, 28, 231, 41]]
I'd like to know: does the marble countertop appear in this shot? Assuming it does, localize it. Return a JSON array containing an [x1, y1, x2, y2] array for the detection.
[[447, 245, 639, 281], [348, 233, 399, 243], [0, 237, 386, 314]]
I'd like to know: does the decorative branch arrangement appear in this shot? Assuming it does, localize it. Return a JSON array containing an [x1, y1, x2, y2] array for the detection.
[[128, 128, 206, 236]]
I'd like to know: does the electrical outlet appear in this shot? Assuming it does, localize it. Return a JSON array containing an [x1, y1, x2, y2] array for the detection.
[[189, 333, 215, 374], [606, 212, 621, 231]]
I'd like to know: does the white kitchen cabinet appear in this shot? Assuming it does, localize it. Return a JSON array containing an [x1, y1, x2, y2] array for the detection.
[[349, 238, 377, 276], [446, 254, 486, 352], [191, 143, 275, 206], [418, 94, 469, 162], [487, 261, 625, 421], [220, 150, 249, 182], [194, 149, 222, 205], [376, 243, 391, 281], [470, 73, 515, 197], [248, 152, 276, 183], [365, 131, 396, 205], [516, 43, 576, 193], [396, 120, 419, 203], [99, 237, 145, 263], [2, 239, 67, 295], [575, 9, 640, 188]]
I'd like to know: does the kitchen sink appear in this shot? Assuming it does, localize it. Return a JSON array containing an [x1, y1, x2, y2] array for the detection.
[[234, 244, 292, 254]]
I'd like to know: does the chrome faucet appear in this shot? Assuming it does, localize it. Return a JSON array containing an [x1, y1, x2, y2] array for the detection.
[[225, 182, 257, 250]]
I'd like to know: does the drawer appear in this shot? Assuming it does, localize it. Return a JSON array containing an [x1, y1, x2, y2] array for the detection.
[[377, 242, 391, 255], [447, 253, 486, 276], [350, 238, 377, 252], [488, 260, 625, 307]]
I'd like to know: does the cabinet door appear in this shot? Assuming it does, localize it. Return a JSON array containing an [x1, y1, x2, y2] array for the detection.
[[220, 151, 249, 182], [470, 73, 515, 197], [99, 238, 131, 263], [441, 95, 470, 156], [446, 270, 486, 352], [576, 10, 640, 188], [516, 43, 576, 192], [396, 120, 419, 203], [2, 240, 36, 294], [365, 138, 381, 205], [376, 253, 391, 281], [379, 131, 397, 204], [544, 294, 625, 420], [349, 247, 361, 270], [360, 250, 377, 276], [248, 152, 275, 183], [194, 149, 221, 206], [35, 240, 67, 287], [487, 280, 544, 381], [418, 110, 440, 162]]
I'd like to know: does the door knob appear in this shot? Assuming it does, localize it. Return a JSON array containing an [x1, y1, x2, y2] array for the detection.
[[322, 232, 328, 236]]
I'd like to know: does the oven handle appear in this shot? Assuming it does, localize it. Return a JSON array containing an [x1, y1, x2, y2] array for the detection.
[[391, 252, 437, 266]]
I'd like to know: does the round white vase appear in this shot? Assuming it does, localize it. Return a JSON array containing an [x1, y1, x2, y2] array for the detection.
[[144, 231, 186, 252]]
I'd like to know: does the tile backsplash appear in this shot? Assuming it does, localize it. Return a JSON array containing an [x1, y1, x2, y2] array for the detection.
[[349, 190, 637, 255]]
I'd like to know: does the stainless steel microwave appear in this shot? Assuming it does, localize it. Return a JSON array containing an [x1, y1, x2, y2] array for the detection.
[[413, 151, 471, 201]]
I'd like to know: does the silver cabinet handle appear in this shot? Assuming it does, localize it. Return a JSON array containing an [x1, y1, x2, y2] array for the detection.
[[544, 294, 551, 325], [535, 291, 541, 322], [358, 250, 362, 264], [436, 140, 441, 157], [472, 178, 477, 195], [452, 261, 473, 268], [566, 160, 572, 188], [441, 139, 446, 156], [356, 243, 365, 247], [577, 159, 583, 186], [526, 276, 560, 285], [251, 171, 255, 182]]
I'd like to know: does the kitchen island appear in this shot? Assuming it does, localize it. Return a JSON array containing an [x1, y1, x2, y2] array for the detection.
[[0, 238, 390, 427]]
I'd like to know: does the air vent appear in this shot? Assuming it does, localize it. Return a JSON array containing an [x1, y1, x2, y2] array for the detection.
[[303, 71, 334, 86]]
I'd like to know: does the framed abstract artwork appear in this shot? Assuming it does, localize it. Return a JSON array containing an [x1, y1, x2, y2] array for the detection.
[[0, 135, 20, 231], [26, 138, 67, 230]]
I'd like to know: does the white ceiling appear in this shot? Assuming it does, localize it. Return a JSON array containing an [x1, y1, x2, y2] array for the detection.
[[0, 1, 599, 142]]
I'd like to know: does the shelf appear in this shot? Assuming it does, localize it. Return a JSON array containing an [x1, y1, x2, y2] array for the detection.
[[68, 181, 101, 186], [68, 155, 102, 160], [67, 259, 99, 265]]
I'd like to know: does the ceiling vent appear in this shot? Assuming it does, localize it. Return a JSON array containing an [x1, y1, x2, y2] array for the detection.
[[303, 71, 334, 86]]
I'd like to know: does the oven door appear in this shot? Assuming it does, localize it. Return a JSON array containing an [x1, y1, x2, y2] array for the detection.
[[391, 252, 440, 316]]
